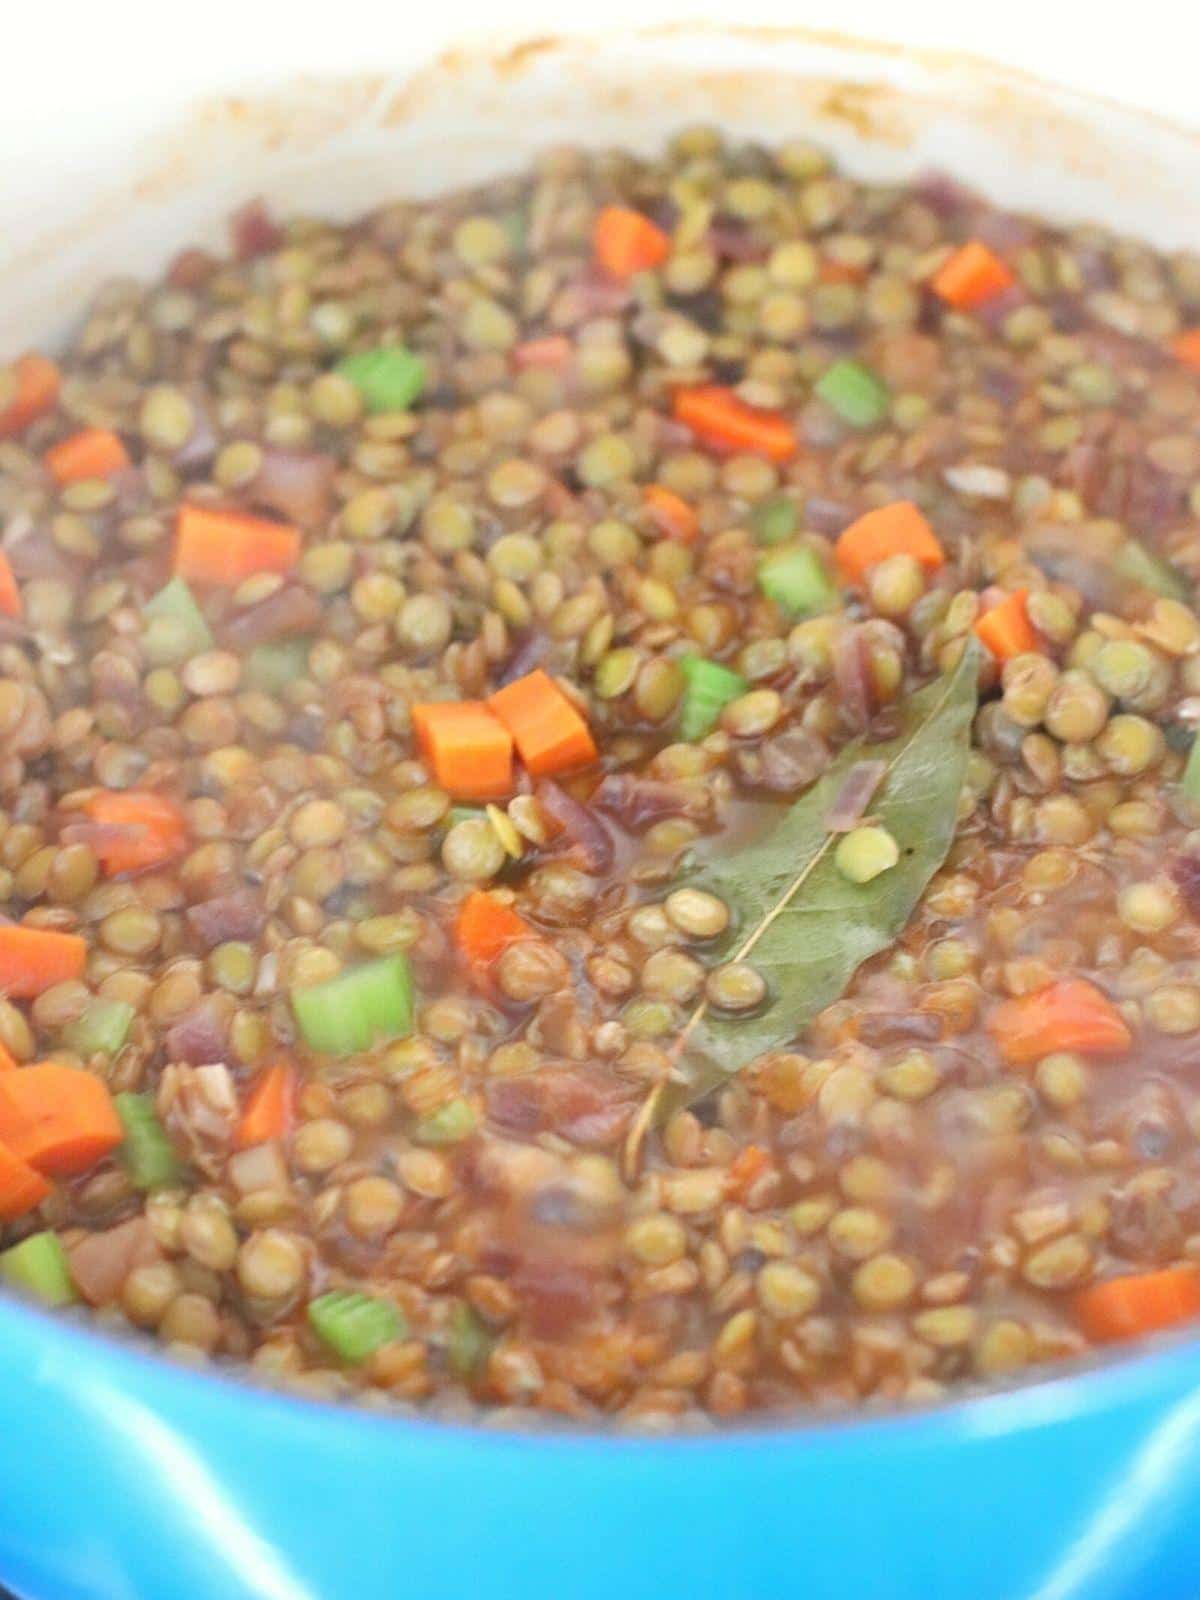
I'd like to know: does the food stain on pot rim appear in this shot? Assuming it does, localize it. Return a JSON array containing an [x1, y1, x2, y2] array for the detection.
[[0, 28, 1190, 383]]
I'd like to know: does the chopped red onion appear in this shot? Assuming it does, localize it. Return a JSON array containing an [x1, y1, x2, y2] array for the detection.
[[68, 1217, 159, 1307], [4, 527, 75, 581], [1171, 853, 1200, 917], [592, 773, 706, 829], [252, 448, 337, 527], [568, 275, 633, 319], [826, 759, 887, 833], [747, 728, 831, 795], [186, 888, 266, 950], [221, 583, 320, 649], [975, 286, 1028, 334], [498, 632, 549, 687], [857, 1011, 943, 1046], [486, 1067, 635, 1149], [231, 198, 283, 259], [536, 779, 614, 875], [173, 399, 218, 471], [972, 210, 1036, 251], [832, 625, 874, 732], [913, 169, 976, 217], [61, 820, 145, 852], [707, 222, 766, 263], [804, 496, 855, 536], [166, 997, 230, 1065]]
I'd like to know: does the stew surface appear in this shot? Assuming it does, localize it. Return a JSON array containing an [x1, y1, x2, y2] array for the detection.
[[1, 131, 1200, 1423]]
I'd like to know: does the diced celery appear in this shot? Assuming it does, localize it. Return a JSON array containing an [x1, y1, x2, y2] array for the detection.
[[414, 1097, 477, 1146], [245, 637, 312, 694], [447, 806, 485, 829], [500, 210, 527, 254], [308, 1290, 406, 1363], [448, 1301, 494, 1379], [64, 999, 134, 1059], [336, 346, 426, 413], [0, 1232, 75, 1308], [1183, 736, 1200, 802], [758, 546, 840, 617], [1114, 539, 1190, 602], [291, 953, 414, 1057], [752, 496, 799, 546], [114, 1092, 180, 1190], [142, 577, 213, 666], [678, 655, 748, 741], [815, 359, 890, 428]]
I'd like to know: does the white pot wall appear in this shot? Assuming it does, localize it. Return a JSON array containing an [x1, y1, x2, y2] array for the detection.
[[0, 4, 1196, 343]]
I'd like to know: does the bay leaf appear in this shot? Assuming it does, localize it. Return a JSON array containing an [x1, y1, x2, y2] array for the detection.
[[663, 638, 982, 1113]]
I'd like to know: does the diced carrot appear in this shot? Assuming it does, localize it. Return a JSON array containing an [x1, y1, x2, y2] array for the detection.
[[488, 669, 598, 779], [235, 1062, 295, 1150], [0, 1136, 51, 1221], [931, 240, 1015, 310], [989, 978, 1132, 1066], [0, 928, 87, 1000], [81, 791, 187, 877], [726, 1144, 772, 1200], [0, 354, 60, 440], [0, 551, 21, 620], [673, 386, 797, 462], [0, 1063, 123, 1178], [513, 336, 572, 371], [175, 505, 300, 585], [835, 501, 946, 583], [975, 589, 1039, 662], [455, 891, 535, 986], [1170, 330, 1200, 372], [43, 428, 130, 486], [643, 484, 700, 543], [411, 701, 514, 801], [1076, 1265, 1200, 1344], [594, 206, 671, 280]]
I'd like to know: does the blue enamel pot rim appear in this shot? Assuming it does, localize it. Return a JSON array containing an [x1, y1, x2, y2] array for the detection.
[[7, 1278, 1200, 1452]]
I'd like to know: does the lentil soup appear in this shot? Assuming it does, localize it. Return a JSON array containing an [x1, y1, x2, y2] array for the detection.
[[1, 129, 1200, 1426]]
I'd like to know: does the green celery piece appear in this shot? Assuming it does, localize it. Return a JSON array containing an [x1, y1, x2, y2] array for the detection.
[[64, 999, 134, 1059], [448, 1301, 495, 1379], [0, 1232, 75, 1308], [291, 953, 414, 1057], [114, 1092, 180, 1190], [308, 1290, 406, 1363], [1114, 539, 1190, 602], [758, 546, 840, 617], [679, 655, 748, 741], [815, 359, 890, 428], [245, 637, 312, 694], [447, 806, 485, 829], [752, 497, 799, 546], [1183, 736, 1200, 802], [414, 1097, 477, 1146], [336, 347, 426, 413], [142, 577, 213, 666], [500, 210, 527, 254]]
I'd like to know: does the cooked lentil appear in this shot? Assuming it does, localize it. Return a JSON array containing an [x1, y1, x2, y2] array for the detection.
[[0, 137, 1199, 1427]]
